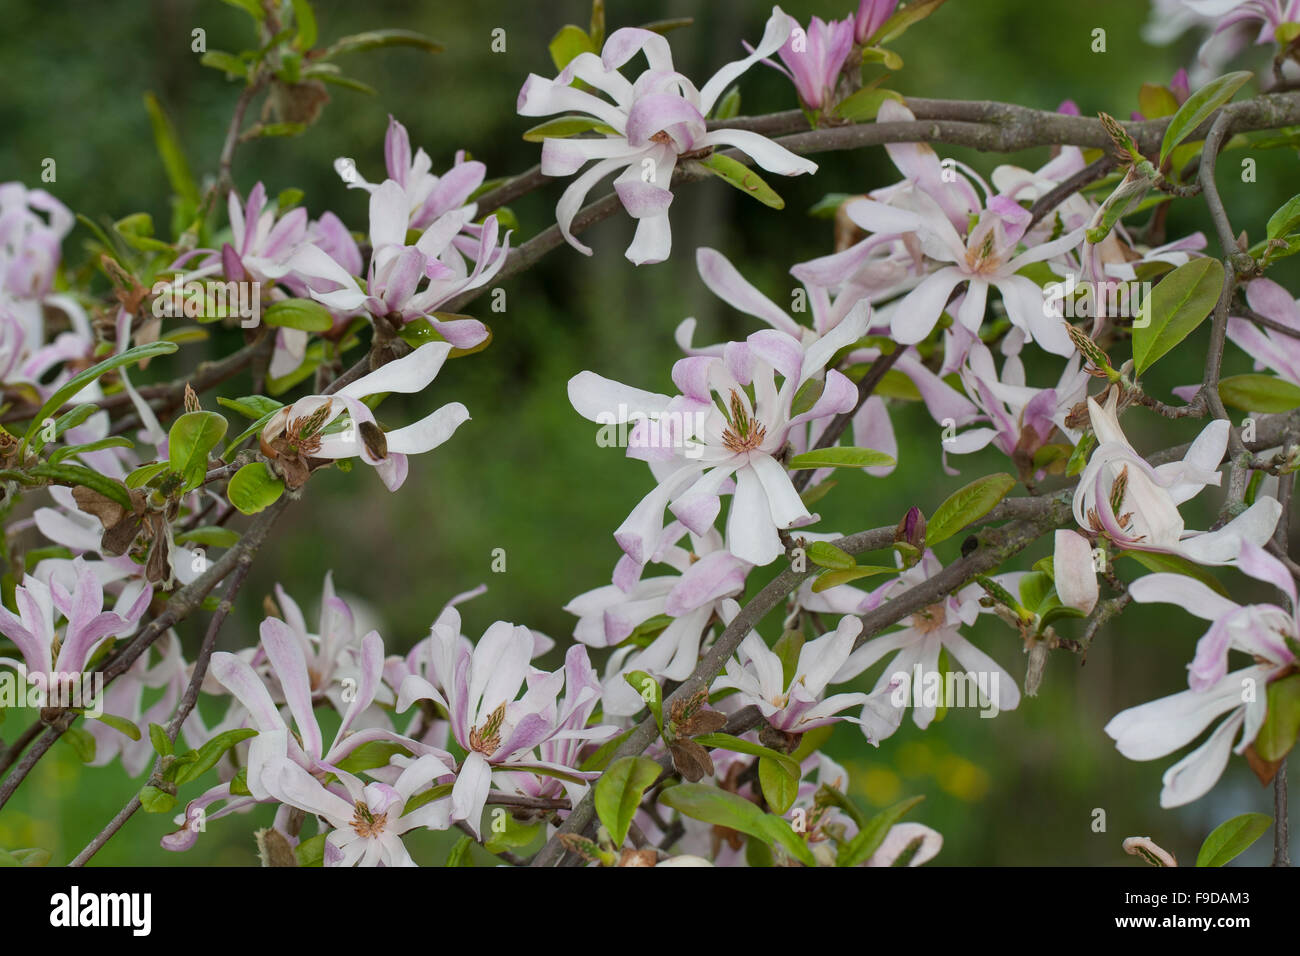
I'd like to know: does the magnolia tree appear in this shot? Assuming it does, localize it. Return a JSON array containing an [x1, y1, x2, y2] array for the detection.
[[1, 0, 1300, 870]]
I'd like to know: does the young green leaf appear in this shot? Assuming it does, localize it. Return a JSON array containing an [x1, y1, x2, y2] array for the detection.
[[227, 462, 286, 515], [807, 541, 856, 571], [1218, 374, 1300, 413], [837, 795, 924, 867], [1133, 258, 1224, 375], [1159, 71, 1253, 164], [659, 783, 816, 866], [263, 299, 333, 332], [594, 756, 662, 847], [169, 411, 229, 491], [1196, 812, 1272, 867], [171, 728, 259, 785], [787, 446, 896, 470], [926, 473, 1016, 546], [812, 565, 896, 592], [697, 154, 785, 209]]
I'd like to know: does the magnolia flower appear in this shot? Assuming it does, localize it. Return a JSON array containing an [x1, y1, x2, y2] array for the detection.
[[842, 187, 1085, 355], [337, 115, 488, 232], [566, 524, 749, 716], [767, 16, 855, 112], [0, 182, 73, 317], [831, 550, 1021, 741], [1225, 278, 1300, 386], [1105, 542, 1296, 806], [260, 342, 469, 492], [1181, 0, 1300, 45], [569, 309, 868, 566], [0, 557, 150, 684], [214, 183, 310, 285], [1067, 389, 1280, 565], [946, 328, 1088, 475], [713, 614, 870, 732], [263, 753, 454, 866], [396, 622, 617, 837], [288, 178, 507, 349], [855, 0, 899, 43], [517, 7, 817, 265]]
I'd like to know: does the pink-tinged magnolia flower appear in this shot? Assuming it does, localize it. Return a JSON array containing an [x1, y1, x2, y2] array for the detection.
[[214, 183, 310, 285], [830, 551, 1022, 741], [855, 0, 899, 43], [396, 622, 617, 837], [0, 182, 73, 307], [0, 557, 150, 681], [1182, 0, 1300, 44], [713, 613, 870, 732], [338, 115, 489, 232], [288, 178, 507, 349], [262, 753, 454, 866], [1105, 542, 1297, 807], [1225, 278, 1300, 385], [866, 823, 945, 866], [768, 16, 856, 112], [517, 7, 817, 265], [1053, 528, 1100, 614], [87, 632, 185, 776], [843, 187, 1085, 355], [1069, 390, 1280, 564], [945, 328, 1088, 474], [260, 342, 470, 491], [569, 309, 869, 566], [566, 524, 749, 716]]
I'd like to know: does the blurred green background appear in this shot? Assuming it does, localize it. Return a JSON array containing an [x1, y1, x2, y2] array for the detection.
[[1, 0, 1297, 866]]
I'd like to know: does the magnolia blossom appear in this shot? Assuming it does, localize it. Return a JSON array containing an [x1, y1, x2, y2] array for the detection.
[[569, 309, 869, 566], [1181, 0, 1300, 45], [565, 524, 749, 716], [260, 342, 470, 492], [214, 183, 310, 285], [713, 613, 870, 732], [1224, 278, 1300, 386], [263, 754, 454, 866], [829, 551, 1022, 741], [288, 178, 507, 349], [842, 187, 1084, 355], [855, 0, 899, 43], [1105, 541, 1297, 806], [767, 16, 855, 112], [0, 182, 74, 335], [396, 621, 617, 836], [0, 557, 150, 684], [517, 7, 817, 265], [1066, 390, 1280, 565]]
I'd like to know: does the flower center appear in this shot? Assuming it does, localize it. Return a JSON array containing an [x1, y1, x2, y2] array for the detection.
[[469, 701, 506, 756], [720, 389, 767, 454], [351, 801, 388, 838], [911, 603, 948, 634]]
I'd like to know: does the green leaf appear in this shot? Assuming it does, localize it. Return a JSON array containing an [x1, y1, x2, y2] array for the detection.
[[693, 733, 801, 781], [926, 473, 1016, 546], [174, 526, 241, 548], [548, 24, 597, 71], [834, 87, 903, 122], [484, 815, 541, 853], [446, 835, 474, 867], [263, 298, 334, 332], [522, 116, 617, 143], [142, 93, 200, 207], [812, 565, 897, 592], [1266, 193, 1300, 240], [1196, 812, 1273, 867], [227, 462, 285, 515], [200, 50, 249, 78], [222, 408, 281, 461], [787, 446, 896, 470], [1254, 673, 1300, 762], [837, 795, 924, 867], [218, 395, 284, 419], [758, 757, 800, 815], [323, 29, 443, 58], [61, 725, 96, 763], [172, 728, 258, 785], [139, 785, 176, 814], [1018, 571, 1053, 614], [88, 712, 141, 741], [711, 85, 741, 120], [23, 341, 178, 444], [0, 847, 50, 867], [1133, 258, 1224, 375], [623, 671, 663, 732], [697, 153, 785, 209], [1138, 83, 1180, 120], [169, 411, 229, 491], [772, 629, 805, 689], [26, 464, 133, 510], [1120, 550, 1229, 597], [594, 756, 662, 847], [807, 541, 856, 571], [294, 833, 326, 867], [149, 722, 173, 757], [291, 0, 317, 49], [47, 437, 134, 465], [1219, 374, 1300, 413], [867, 0, 948, 45], [126, 461, 171, 489], [1160, 71, 1254, 164], [334, 740, 411, 773], [808, 193, 852, 219], [659, 784, 816, 866]]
